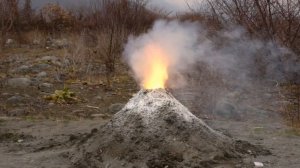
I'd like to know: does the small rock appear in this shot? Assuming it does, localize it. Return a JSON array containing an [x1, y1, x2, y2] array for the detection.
[[32, 39, 40, 45], [5, 39, 15, 47], [31, 63, 51, 73], [55, 73, 67, 82], [36, 71, 47, 79], [8, 108, 28, 116], [48, 102, 55, 106], [23, 94, 31, 98], [1, 93, 11, 97], [6, 39, 14, 45], [264, 93, 272, 99], [214, 100, 241, 120], [62, 58, 70, 66], [7, 78, 32, 88], [91, 113, 106, 118], [0, 72, 6, 78], [108, 103, 125, 114], [6, 96, 25, 105], [38, 83, 53, 93], [14, 65, 30, 74], [37, 56, 62, 66], [51, 38, 69, 48], [17, 139, 24, 143], [38, 56, 58, 62], [72, 110, 86, 117], [95, 96, 103, 101], [54, 61, 62, 67], [254, 162, 264, 167]]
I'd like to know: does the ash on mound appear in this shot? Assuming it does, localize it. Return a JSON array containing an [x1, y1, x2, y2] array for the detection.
[[70, 89, 262, 168]]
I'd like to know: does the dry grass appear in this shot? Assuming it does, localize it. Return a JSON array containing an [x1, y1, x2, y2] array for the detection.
[[281, 84, 300, 127], [20, 30, 47, 46]]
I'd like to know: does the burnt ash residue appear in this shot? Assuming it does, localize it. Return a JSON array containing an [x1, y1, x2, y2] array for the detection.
[[70, 89, 268, 168]]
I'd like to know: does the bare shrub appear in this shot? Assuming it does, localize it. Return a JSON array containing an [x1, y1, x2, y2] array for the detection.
[[201, 0, 300, 54], [0, 0, 19, 50], [40, 3, 74, 35], [89, 0, 156, 35], [96, 30, 122, 88], [21, 0, 33, 29], [56, 0, 158, 89], [63, 33, 90, 79], [83, 0, 157, 88]]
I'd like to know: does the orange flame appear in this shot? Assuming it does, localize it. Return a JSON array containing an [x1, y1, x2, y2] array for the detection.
[[140, 45, 169, 89]]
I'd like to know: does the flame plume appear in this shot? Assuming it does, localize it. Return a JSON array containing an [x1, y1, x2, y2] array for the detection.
[[124, 20, 199, 90], [131, 44, 170, 89]]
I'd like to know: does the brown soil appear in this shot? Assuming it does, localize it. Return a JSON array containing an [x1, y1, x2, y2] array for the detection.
[[1, 111, 299, 168], [0, 48, 299, 168]]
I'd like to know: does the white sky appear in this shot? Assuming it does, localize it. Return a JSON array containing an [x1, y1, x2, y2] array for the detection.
[[31, 0, 198, 12], [149, 0, 192, 12]]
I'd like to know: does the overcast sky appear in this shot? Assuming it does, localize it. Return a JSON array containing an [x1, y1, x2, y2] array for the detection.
[[30, 0, 195, 12], [149, 0, 191, 12]]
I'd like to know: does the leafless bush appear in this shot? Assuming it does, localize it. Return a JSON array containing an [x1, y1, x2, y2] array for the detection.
[[83, 0, 157, 88], [21, 0, 33, 29], [200, 0, 300, 54], [0, 0, 19, 50], [48, 0, 158, 88], [89, 0, 156, 34], [40, 3, 75, 34]]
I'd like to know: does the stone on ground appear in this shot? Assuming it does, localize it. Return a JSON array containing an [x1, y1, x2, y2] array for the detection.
[[7, 78, 32, 88]]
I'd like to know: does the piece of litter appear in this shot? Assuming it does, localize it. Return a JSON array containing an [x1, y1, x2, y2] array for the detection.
[[254, 162, 264, 167]]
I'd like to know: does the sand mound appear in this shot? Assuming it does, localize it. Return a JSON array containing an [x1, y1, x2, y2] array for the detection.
[[70, 89, 258, 168]]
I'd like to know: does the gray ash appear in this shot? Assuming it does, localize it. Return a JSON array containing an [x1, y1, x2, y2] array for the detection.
[[70, 89, 267, 168]]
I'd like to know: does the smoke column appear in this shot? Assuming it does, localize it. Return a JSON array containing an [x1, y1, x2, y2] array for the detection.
[[124, 20, 201, 89], [124, 19, 299, 117], [124, 19, 299, 89]]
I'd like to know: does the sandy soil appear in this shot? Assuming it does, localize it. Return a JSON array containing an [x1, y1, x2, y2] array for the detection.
[[0, 119, 106, 168], [0, 48, 299, 167], [208, 116, 300, 168], [0, 111, 299, 168]]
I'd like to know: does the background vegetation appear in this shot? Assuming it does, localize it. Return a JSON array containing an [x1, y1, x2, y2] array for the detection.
[[0, 0, 299, 126]]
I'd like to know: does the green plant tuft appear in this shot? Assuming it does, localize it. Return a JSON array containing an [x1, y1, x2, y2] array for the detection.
[[44, 87, 79, 104]]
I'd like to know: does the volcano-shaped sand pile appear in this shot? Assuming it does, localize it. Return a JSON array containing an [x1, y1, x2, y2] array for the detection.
[[70, 89, 262, 168]]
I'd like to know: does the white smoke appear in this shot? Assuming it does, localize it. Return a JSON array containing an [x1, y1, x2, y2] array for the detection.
[[124, 20, 298, 89], [124, 20, 201, 88], [124, 19, 300, 118]]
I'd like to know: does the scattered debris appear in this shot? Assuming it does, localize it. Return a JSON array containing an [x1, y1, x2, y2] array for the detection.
[[254, 162, 264, 167]]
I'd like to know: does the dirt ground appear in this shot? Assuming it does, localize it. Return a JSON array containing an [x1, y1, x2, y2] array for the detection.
[[1, 47, 300, 167], [0, 112, 299, 168]]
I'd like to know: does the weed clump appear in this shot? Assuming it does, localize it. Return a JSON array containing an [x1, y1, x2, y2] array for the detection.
[[44, 88, 79, 104]]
